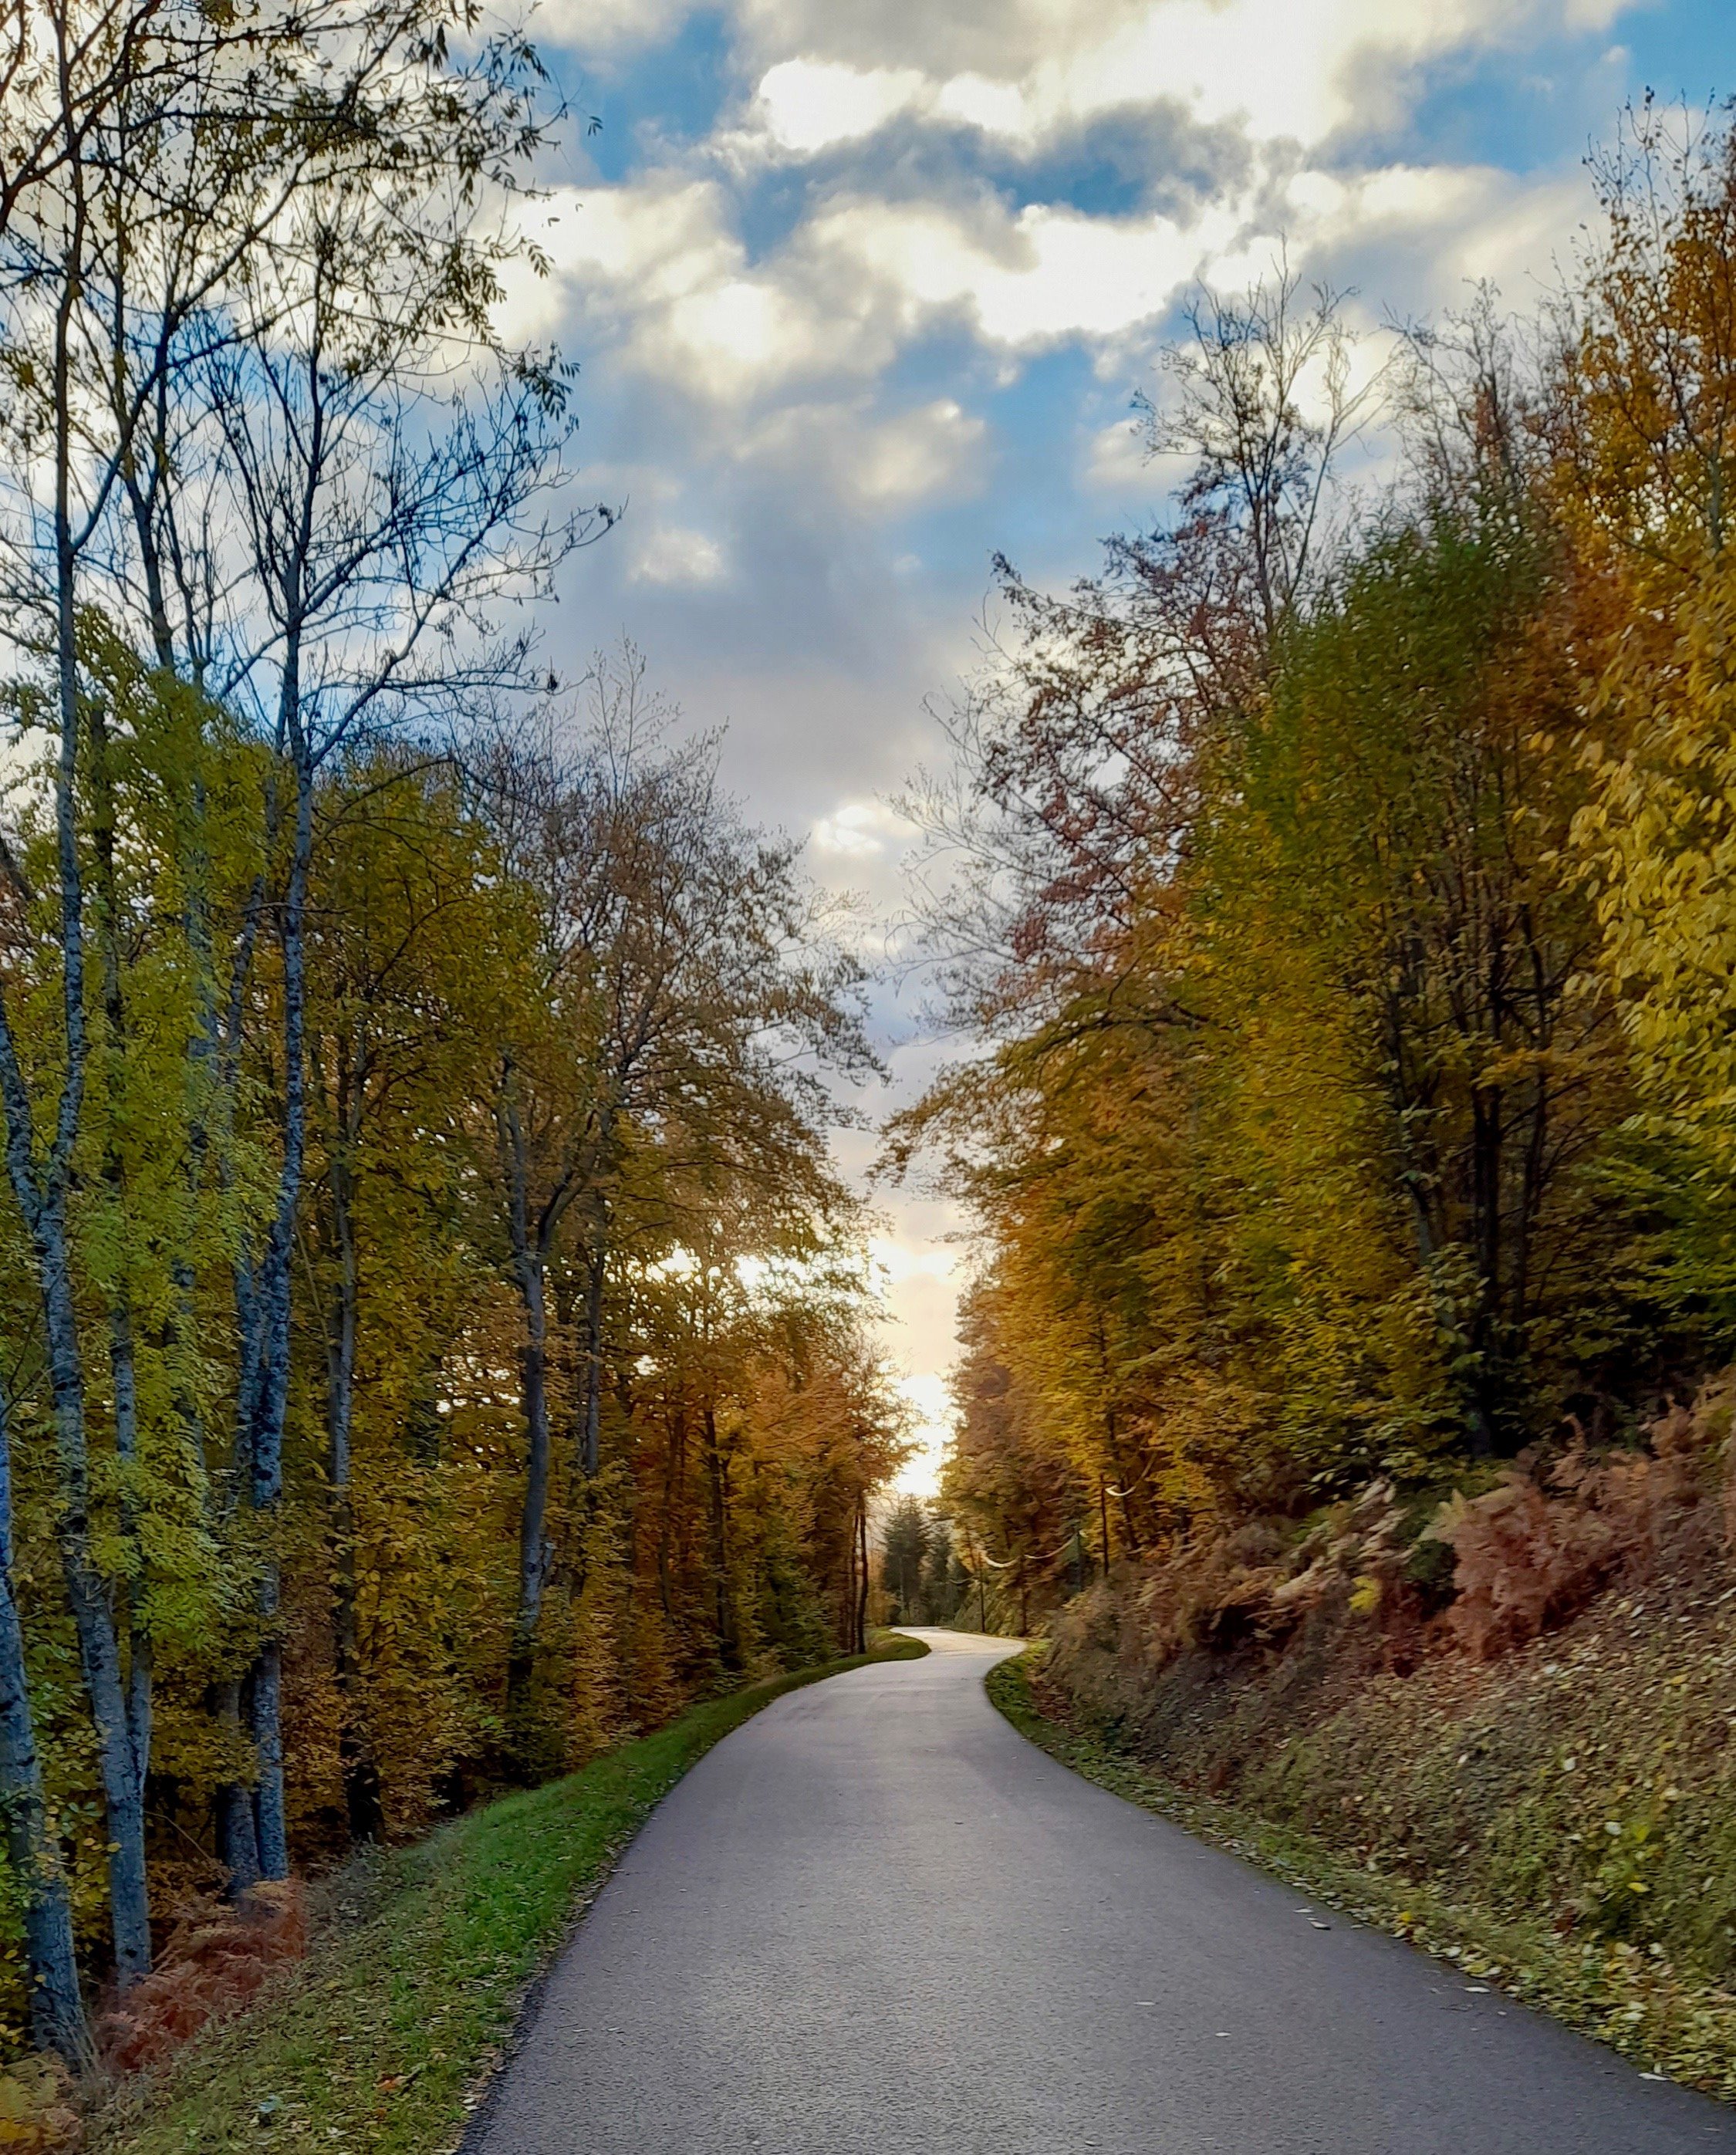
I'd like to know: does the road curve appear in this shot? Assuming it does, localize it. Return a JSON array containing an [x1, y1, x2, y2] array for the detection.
[[469, 1631, 1736, 2154]]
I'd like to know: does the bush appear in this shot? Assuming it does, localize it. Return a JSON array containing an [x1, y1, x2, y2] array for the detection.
[[96, 1883, 307, 2078]]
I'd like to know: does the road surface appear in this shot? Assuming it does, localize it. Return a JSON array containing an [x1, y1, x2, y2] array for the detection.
[[469, 1630, 1736, 2154]]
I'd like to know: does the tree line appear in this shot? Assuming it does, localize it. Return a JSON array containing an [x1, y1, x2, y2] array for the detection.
[[0, 0, 906, 2064], [896, 104, 1736, 1631]]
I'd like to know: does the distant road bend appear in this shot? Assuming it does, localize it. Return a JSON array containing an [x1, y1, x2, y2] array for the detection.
[[471, 1632, 1736, 2154]]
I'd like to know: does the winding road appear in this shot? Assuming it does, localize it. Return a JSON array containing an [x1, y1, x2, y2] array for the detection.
[[469, 1632, 1736, 2153]]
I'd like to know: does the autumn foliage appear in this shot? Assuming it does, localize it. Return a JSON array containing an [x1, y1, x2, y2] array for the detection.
[[0, 0, 907, 2055], [900, 106, 1736, 1662]]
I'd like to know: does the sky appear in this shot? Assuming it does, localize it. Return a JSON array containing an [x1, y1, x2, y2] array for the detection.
[[502, 0, 1736, 1494]]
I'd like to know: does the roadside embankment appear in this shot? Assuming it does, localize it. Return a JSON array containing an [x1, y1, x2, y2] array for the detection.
[[999, 1385, 1736, 2096], [80, 1637, 927, 2155]]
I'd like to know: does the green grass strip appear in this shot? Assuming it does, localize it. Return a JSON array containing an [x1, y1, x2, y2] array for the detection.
[[96, 1636, 929, 2154], [988, 1649, 1736, 2103]]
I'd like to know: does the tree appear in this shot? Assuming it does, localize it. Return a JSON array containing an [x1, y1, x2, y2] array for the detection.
[[0, 1376, 85, 2062], [0, 3, 914, 2053], [878, 1496, 930, 1623], [468, 668, 877, 1739]]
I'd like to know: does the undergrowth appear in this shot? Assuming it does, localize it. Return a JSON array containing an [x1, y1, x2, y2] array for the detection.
[[991, 1649, 1736, 2101], [86, 1636, 928, 2155]]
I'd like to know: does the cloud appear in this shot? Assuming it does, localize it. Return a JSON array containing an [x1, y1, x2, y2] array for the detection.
[[728, 0, 1641, 156], [757, 58, 929, 152], [507, 178, 894, 410], [806, 193, 1247, 350], [818, 801, 909, 857], [1272, 160, 1589, 309], [542, 178, 1233, 404], [739, 396, 986, 512], [1084, 413, 1150, 493], [631, 524, 728, 584]]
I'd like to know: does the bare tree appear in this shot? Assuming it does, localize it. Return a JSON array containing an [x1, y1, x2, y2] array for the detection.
[[898, 262, 1382, 1040]]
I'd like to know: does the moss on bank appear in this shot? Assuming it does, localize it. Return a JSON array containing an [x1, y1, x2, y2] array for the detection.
[[94, 1637, 928, 2155], [990, 1647, 1736, 2102]]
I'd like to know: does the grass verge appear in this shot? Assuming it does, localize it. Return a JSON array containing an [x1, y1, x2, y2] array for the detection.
[[988, 1647, 1736, 2103], [95, 1635, 929, 2155]]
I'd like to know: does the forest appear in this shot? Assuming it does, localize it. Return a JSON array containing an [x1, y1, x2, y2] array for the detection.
[[0, 0, 909, 2071], [884, 101, 1736, 2069], [908, 100, 1736, 1609], [15, 0, 1736, 2115]]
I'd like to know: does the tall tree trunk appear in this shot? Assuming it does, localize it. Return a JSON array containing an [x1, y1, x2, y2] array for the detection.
[[90, 701, 153, 1843], [656, 1401, 685, 1618], [581, 1235, 606, 1481], [703, 1405, 735, 1667], [0, 152, 157, 1986], [42, 1228, 154, 1981], [853, 1498, 870, 1654], [325, 1111, 380, 1840], [211, 858, 269, 1892], [508, 1246, 552, 1726], [220, 756, 312, 1886], [209, 1676, 261, 1895], [0, 1385, 90, 2065], [236, 756, 315, 1882], [843, 1500, 857, 1650]]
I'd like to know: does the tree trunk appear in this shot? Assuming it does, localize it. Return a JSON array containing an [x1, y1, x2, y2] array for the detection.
[[656, 1401, 686, 1618], [0, 208, 157, 1986], [90, 701, 153, 1843], [508, 1249, 552, 1726], [325, 1123, 380, 1840], [210, 1677, 261, 1895], [241, 757, 315, 1881], [854, 1498, 870, 1654], [704, 1405, 735, 1667], [0, 1385, 90, 2065], [42, 1228, 154, 1980], [581, 1236, 606, 1481], [843, 1501, 857, 1649]]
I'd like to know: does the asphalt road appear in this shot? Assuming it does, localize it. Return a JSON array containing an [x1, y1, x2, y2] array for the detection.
[[469, 1630, 1736, 2154]]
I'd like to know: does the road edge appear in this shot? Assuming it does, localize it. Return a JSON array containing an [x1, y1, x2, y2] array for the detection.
[[451, 1634, 933, 2153], [985, 1647, 1736, 2104], [91, 1637, 931, 2155]]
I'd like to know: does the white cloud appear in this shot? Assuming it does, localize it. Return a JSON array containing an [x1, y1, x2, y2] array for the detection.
[[632, 525, 728, 584], [813, 801, 903, 859], [808, 195, 1246, 350], [871, 1235, 958, 1283], [502, 113, 1592, 452], [1275, 160, 1588, 299], [1029, 0, 1518, 147], [1084, 414, 1150, 493], [505, 179, 893, 409], [733, 0, 1642, 158], [757, 58, 927, 151]]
